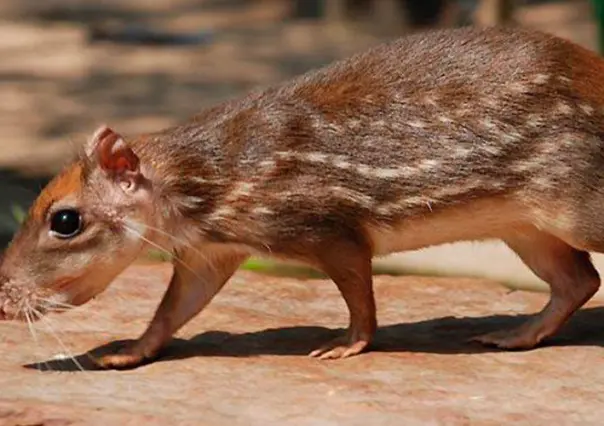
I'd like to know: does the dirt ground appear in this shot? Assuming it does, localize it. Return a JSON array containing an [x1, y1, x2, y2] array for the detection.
[[1, 264, 603, 425]]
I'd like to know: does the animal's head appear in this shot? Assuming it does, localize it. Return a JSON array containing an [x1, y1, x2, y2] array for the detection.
[[0, 126, 157, 321]]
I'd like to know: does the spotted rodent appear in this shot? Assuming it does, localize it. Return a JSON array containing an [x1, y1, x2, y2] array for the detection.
[[2, 25, 604, 369]]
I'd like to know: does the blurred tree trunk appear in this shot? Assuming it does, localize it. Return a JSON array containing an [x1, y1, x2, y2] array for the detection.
[[474, 0, 515, 26], [318, 0, 450, 34]]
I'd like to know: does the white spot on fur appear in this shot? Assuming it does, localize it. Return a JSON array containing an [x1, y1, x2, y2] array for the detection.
[[532, 74, 549, 85], [276, 151, 294, 160], [251, 206, 273, 216], [407, 120, 426, 129], [180, 196, 204, 209], [231, 182, 255, 197], [481, 118, 497, 130], [510, 160, 533, 173], [208, 206, 237, 222], [259, 159, 276, 170], [333, 159, 352, 170], [439, 116, 453, 124], [481, 144, 501, 155], [418, 159, 439, 171], [405, 195, 436, 206], [483, 98, 498, 109], [532, 176, 553, 189], [375, 202, 398, 216], [556, 101, 573, 115], [326, 123, 343, 133], [453, 146, 472, 158], [560, 133, 579, 147], [189, 176, 213, 185], [277, 151, 422, 180], [502, 131, 523, 144], [557, 75, 572, 84], [356, 164, 373, 176], [423, 95, 438, 106], [509, 82, 528, 93], [305, 152, 328, 163], [348, 119, 361, 129], [525, 114, 542, 128], [330, 186, 374, 208], [392, 93, 406, 104], [373, 168, 403, 179], [580, 104, 594, 116]]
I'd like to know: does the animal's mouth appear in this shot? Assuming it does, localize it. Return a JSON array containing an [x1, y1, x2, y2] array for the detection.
[[0, 277, 79, 322], [0, 300, 61, 322], [0, 270, 103, 321]]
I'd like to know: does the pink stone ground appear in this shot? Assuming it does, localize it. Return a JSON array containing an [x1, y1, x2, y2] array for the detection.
[[0, 263, 603, 425]]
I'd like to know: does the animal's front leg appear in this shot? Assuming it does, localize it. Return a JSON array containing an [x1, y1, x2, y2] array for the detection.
[[93, 246, 248, 369]]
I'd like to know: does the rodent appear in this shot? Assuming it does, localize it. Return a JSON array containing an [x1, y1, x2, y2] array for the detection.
[[1, 25, 603, 369]]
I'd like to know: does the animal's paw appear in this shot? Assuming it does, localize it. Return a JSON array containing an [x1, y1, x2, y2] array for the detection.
[[91, 340, 152, 370], [309, 335, 371, 360], [470, 326, 544, 350]]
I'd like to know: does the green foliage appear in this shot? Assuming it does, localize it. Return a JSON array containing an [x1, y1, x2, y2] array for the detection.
[[11, 204, 26, 225], [146, 249, 173, 262]]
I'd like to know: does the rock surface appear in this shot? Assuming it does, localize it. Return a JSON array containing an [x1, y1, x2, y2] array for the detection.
[[1, 263, 603, 425]]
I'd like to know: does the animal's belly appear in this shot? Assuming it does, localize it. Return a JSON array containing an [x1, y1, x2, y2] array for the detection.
[[365, 197, 528, 256]]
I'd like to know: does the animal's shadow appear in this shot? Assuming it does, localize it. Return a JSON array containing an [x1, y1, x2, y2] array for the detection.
[[25, 306, 604, 371]]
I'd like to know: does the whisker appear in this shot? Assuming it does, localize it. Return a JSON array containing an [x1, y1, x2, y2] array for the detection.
[[127, 221, 220, 276], [37, 298, 77, 310], [131, 222, 194, 252], [24, 307, 39, 345], [123, 224, 203, 280], [30, 308, 86, 373], [37, 298, 110, 323], [122, 223, 222, 304], [32, 301, 105, 330], [24, 304, 52, 372], [39, 311, 109, 334]]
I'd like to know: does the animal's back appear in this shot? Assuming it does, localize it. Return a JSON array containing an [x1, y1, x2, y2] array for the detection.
[[136, 26, 604, 251], [225, 27, 604, 230]]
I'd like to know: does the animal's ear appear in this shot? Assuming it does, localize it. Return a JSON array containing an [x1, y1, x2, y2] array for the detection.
[[86, 125, 140, 176]]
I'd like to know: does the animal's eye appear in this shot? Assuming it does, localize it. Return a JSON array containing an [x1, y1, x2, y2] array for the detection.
[[50, 209, 82, 239]]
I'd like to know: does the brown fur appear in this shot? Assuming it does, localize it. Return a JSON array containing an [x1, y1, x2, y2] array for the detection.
[[2, 26, 604, 368]]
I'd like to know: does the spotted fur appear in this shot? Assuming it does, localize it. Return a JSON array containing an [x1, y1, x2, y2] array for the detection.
[[121, 26, 604, 256]]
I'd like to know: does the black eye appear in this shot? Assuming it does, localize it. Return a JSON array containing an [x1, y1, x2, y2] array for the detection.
[[50, 209, 82, 239]]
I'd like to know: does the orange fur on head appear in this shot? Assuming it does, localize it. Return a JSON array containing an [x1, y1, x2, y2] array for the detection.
[[29, 163, 84, 223]]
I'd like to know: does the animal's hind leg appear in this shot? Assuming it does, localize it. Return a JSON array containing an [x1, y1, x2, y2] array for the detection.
[[473, 228, 600, 349]]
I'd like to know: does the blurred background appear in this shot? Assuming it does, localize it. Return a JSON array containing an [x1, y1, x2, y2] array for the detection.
[[1, 0, 603, 294]]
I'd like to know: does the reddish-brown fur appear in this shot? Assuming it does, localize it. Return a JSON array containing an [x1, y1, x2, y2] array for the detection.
[[2, 26, 604, 368]]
